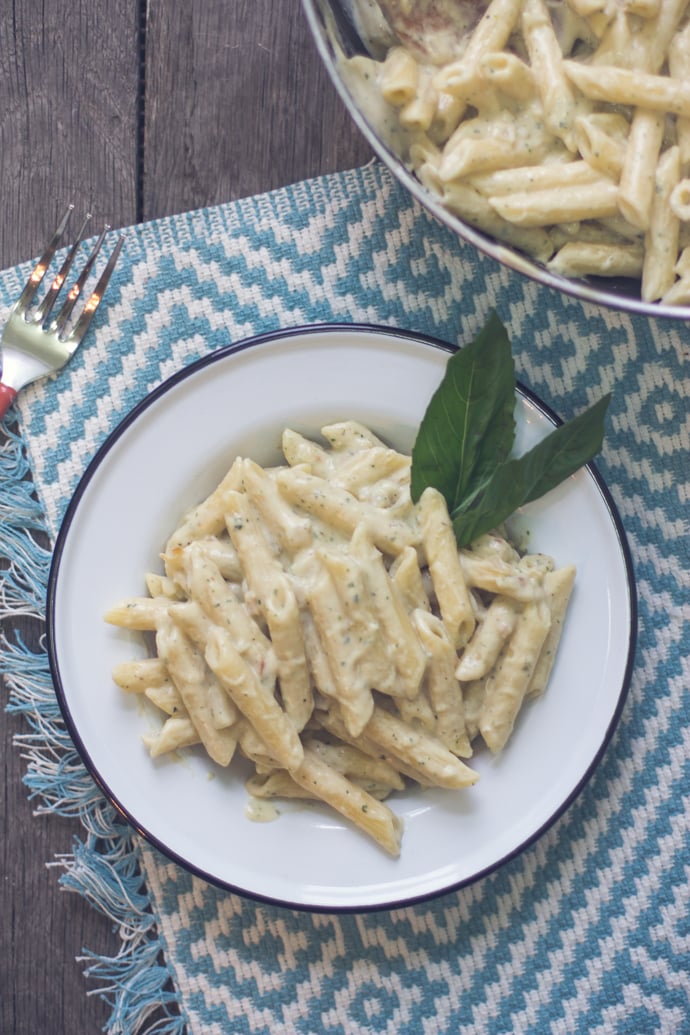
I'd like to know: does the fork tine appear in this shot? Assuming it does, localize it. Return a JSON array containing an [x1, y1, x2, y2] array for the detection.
[[52, 224, 109, 336], [64, 233, 125, 345], [15, 204, 74, 314], [33, 212, 92, 326]]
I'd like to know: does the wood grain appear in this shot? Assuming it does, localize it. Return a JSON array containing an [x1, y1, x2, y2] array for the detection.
[[142, 0, 371, 220], [0, 1, 371, 1032], [0, 0, 140, 268]]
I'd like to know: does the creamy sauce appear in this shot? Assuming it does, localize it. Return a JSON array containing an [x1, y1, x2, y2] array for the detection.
[[109, 420, 576, 855], [245, 796, 281, 823], [339, 3, 489, 164], [336, 0, 690, 302]]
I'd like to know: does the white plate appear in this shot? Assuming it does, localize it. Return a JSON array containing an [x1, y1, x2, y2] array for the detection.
[[47, 324, 636, 911]]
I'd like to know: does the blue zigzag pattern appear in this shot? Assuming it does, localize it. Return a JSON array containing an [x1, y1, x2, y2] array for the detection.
[[2, 162, 688, 1034]]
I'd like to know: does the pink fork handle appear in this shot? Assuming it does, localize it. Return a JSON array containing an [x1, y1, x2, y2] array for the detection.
[[0, 381, 18, 419]]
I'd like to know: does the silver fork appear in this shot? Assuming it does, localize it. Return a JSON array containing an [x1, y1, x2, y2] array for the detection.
[[0, 205, 124, 419]]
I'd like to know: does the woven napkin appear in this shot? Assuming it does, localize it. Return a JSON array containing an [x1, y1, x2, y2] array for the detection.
[[1, 162, 688, 1035]]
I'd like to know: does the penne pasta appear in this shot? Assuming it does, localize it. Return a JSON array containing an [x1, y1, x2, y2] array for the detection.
[[642, 145, 682, 302], [144, 682, 185, 717], [204, 623, 304, 771], [618, 109, 665, 232], [455, 596, 519, 682], [412, 610, 471, 757], [490, 180, 619, 227], [338, 0, 690, 306], [112, 656, 169, 693], [479, 600, 552, 753], [562, 62, 690, 118], [108, 422, 575, 855], [155, 614, 238, 767], [239, 457, 312, 555], [349, 525, 427, 699], [290, 748, 404, 857], [292, 550, 375, 736], [574, 112, 629, 180], [528, 565, 576, 697], [418, 487, 476, 649], [143, 715, 201, 757], [364, 705, 478, 789], [522, 0, 582, 151], [165, 459, 243, 551], [470, 159, 601, 198], [275, 466, 417, 557], [548, 241, 644, 280], [379, 45, 419, 107], [104, 595, 170, 631]]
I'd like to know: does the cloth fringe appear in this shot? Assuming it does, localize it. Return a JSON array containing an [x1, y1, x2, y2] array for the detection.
[[0, 417, 185, 1035]]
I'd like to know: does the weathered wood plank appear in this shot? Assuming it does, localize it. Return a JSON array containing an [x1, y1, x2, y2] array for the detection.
[[1, 1, 140, 1026], [142, 0, 371, 219], [0, 0, 139, 270], [1, 708, 114, 1034]]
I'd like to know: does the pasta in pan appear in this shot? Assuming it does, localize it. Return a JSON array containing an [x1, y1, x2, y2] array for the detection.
[[105, 422, 575, 857], [342, 0, 690, 305]]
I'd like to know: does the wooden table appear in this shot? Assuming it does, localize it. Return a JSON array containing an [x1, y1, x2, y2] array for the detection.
[[0, 3, 371, 1031]]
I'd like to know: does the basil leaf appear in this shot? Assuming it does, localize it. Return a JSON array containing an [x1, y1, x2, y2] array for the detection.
[[450, 392, 611, 546], [410, 311, 516, 508]]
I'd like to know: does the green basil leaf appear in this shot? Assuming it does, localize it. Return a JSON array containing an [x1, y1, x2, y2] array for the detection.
[[410, 311, 516, 508], [450, 392, 611, 546]]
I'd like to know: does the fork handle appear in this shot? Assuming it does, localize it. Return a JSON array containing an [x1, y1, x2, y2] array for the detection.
[[0, 381, 18, 419]]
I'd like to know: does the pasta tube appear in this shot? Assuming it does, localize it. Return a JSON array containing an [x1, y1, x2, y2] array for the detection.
[[479, 600, 552, 753], [418, 487, 476, 649]]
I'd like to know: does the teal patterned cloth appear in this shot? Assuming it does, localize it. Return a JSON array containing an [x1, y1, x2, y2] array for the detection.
[[1, 162, 688, 1034]]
